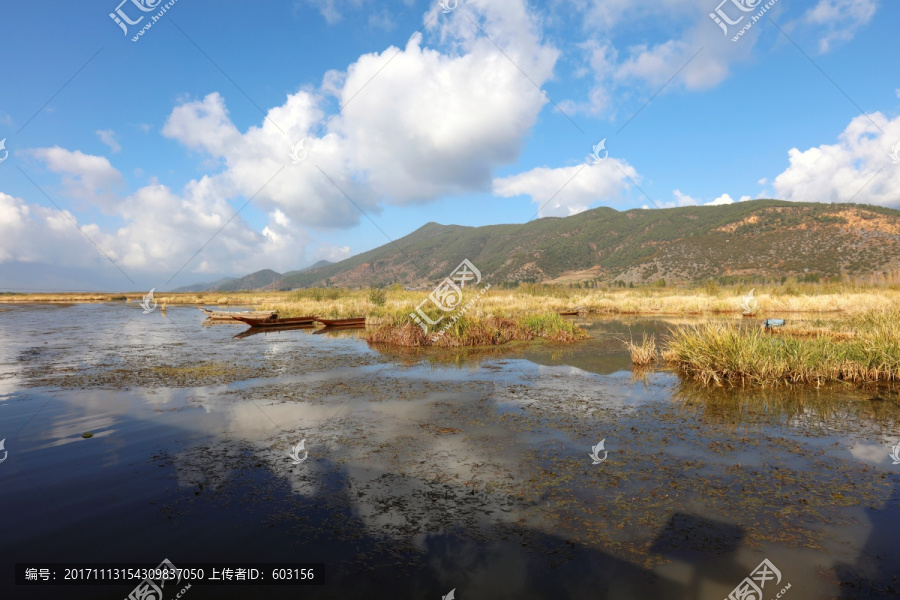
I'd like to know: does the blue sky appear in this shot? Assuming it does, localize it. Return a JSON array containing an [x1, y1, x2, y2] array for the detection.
[[0, 0, 897, 291]]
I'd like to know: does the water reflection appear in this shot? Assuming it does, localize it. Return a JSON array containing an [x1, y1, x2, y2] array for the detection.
[[2, 305, 899, 599], [673, 378, 900, 431]]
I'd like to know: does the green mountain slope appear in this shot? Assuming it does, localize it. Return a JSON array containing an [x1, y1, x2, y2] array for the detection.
[[267, 200, 900, 289]]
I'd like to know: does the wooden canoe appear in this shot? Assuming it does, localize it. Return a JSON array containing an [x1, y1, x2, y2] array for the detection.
[[200, 307, 276, 320], [558, 311, 579, 316], [315, 317, 366, 327], [234, 315, 317, 327]]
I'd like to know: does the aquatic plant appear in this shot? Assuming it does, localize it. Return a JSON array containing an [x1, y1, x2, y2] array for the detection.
[[625, 334, 658, 365], [367, 313, 587, 347], [662, 310, 900, 385]]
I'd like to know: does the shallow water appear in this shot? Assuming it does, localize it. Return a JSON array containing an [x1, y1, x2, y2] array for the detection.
[[1, 303, 899, 599]]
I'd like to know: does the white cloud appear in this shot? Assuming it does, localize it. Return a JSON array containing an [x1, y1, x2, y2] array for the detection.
[[158, 0, 558, 225], [27, 147, 123, 209], [773, 112, 900, 206], [162, 93, 243, 158], [299, 0, 359, 24], [272, 209, 290, 227], [331, 32, 554, 202], [2, 0, 559, 281], [673, 189, 699, 206], [803, 0, 877, 53], [367, 9, 396, 31], [0, 192, 99, 266], [566, 0, 763, 114], [95, 129, 121, 153], [493, 159, 639, 217], [662, 190, 745, 208], [614, 37, 729, 91], [5, 149, 309, 278]]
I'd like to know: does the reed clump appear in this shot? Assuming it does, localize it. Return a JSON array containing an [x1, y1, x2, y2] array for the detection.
[[662, 310, 900, 386], [367, 313, 587, 347], [625, 334, 658, 365]]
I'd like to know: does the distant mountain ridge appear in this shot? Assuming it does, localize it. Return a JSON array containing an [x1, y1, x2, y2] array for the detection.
[[211, 269, 283, 291], [171, 260, 334, 292], [170, 277, 236, 293], [270, 200, 900, 288], [173, 201, 900, 291]]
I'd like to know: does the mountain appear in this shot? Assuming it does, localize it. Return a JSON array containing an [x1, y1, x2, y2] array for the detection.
[[269, 200, 900, 289], [280, 260, 333, 279], [171, 260, 334, 293], [304, 259, 334, 271], [210, 269, 282, 291], [170, 277, 236, 293]]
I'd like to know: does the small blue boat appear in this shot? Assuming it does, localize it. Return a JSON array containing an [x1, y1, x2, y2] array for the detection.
[[763, 319, 785, 329]]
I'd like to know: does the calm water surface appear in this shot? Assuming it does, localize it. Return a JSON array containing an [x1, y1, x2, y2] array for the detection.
[[1, 303, 898, 599]]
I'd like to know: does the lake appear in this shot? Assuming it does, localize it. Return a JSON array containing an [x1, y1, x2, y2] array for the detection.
[[2, 302, 898, 599]]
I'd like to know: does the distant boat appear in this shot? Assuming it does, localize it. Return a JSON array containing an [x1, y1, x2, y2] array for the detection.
[[763, 318, 786, 329], [315, 317, 366, 328], [558, 310, 579, 316], [200, 307, 276, 321], [234, 315, 317, 327]]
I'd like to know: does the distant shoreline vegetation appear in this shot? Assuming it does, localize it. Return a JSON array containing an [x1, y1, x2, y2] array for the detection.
[[6, 282, 900, 359], [5, 278, 900, 314]]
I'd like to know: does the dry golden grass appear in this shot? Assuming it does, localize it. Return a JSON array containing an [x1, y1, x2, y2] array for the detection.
[[625, 334, 658, 365], [4, 282, 900, 321], [367, 313, 588, 347], [662, 310, 900, 386]]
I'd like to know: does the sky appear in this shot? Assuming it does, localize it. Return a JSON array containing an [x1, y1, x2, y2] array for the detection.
[[0, 0, 898, 291]]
